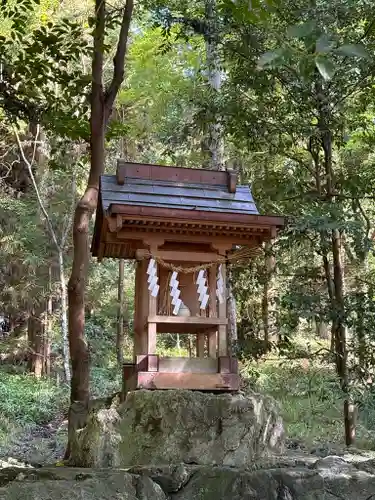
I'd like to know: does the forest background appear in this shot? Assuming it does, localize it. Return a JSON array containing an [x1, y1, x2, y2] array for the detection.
[[1, 0, 375, 463]]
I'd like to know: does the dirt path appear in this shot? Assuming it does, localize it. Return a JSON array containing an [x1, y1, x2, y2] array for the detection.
[[0, 419, 67, 466]]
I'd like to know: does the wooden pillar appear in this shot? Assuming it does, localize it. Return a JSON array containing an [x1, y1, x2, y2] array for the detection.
[[197, 333, 205, 358], [133, 260, 148, 358], [218, 261, 228, 356], [208, 264, 217, 358], [146, 241, 162, 356], [147, 261, 157, 355]]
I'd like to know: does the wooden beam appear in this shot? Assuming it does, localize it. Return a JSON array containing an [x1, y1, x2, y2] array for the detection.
[[116, 160, 229, 188], [113, 230, 259, 247], [109, 204, 285, 228], [137, 372, 240, 391], [158, 357, 217, 373], [148, 316, 227, 326], [135, 249, 220, 263]]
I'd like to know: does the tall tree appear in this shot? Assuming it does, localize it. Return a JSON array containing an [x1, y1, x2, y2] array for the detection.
[[66, 0, 134, 461], [221, 0, 375, 445]]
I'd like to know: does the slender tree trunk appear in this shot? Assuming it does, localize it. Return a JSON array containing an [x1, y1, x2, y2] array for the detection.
[[315, 318, 329, 340], [316, 80, 353, 445], [204, 0, 240, 351], [59, 250, 71, 382], [45, 268, 53, 377], [331, 229, 353, 445], [321, 247, 336, 350], [356, 287, 367, 367], [27, 307, 44, 378], [65, 0, 134, 463], [204, 0, 223, 170], [227, 275, 238, 352], [116, 259, 125, 366], [262, 241, 276, 346]]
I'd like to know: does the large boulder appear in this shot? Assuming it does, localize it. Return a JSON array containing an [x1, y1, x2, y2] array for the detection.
[[70, 389, 284, 468], [0, 467, 166, 500]]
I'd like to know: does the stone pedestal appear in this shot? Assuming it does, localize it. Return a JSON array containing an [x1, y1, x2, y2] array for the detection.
[[69, 389, 284, 468]]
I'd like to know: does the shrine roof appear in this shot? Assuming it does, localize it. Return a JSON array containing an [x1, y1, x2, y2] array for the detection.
[[100, 162, 259, 216], [92, 162, 284, 260]]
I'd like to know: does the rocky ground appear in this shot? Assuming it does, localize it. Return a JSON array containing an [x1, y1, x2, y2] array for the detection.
[[3, 454, 375, 499]]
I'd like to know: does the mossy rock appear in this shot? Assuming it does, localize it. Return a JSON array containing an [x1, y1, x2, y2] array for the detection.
[[70, 389, 284, 468]]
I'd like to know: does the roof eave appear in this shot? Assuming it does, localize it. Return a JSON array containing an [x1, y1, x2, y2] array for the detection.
[[107, 203, 285, 229]]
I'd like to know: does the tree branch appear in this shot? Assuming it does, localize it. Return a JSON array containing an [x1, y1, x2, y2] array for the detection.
[[104, 0, 134, 125], [353, 198, 372, 239], [13, 125, 60, 252], [60, 171, 76, 251]]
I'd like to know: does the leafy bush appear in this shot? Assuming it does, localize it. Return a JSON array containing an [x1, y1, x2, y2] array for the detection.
[[91, 366, 121, 398], [0, 370, 68, 427], [242, 356, 375, 449]]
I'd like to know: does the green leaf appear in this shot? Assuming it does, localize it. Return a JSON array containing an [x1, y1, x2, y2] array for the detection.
[[336, 43, 369, 59], [287, 20, 316, 39], [316, 34, 333, 54], [257, 49, 283, 68], [315, 55, 335, 80]]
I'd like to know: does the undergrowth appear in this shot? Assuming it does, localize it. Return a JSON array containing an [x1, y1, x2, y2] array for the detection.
[[242, 351, 375, 450], [2, 330, 375, 455], [0, 371, 68, 446]]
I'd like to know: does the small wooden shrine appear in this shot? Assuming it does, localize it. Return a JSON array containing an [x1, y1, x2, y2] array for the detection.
[[92, 161, 284, 394]]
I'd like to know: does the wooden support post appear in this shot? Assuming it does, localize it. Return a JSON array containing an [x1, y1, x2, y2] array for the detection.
[[148, 323, 157, 355], [218, 261, 228, 357], [208, 265, 217, 358], [134, 260, 148, 358], [146, 242, 160, 356], [197, 334, 206, 358]]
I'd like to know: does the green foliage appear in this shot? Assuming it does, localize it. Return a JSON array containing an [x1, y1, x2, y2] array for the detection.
[[0, 370, 68, 427], [0, 0, 91, 138], [242, 351, 375, 449]]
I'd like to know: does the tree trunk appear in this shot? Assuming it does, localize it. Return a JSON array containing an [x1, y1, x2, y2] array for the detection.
[[65, 0, 134, 463], [356, 289, 366, 367], [45, 266, 53, 377], [204, 0, 223, 170], [116, 258, 125, 366], [315, 318, 329, 340], [316, 81, 353, 445], [66, 0, 106, 461], [262, 243, 272, 342], [59, 250, 71, 382], [331, 229, 352, 445], [27, 307, 45, 377], [227, 277, 238, 353]]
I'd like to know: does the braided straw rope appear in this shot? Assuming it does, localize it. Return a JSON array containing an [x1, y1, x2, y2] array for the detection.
[[140, 246, 263, 274]]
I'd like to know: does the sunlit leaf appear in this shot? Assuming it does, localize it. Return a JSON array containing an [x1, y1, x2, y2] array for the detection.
[[257, 48, 284, 68], [315, 55, 335, 81], [316, 34, 333, 54], [287, 21, 316, 39], [336, 43, 369, 59]]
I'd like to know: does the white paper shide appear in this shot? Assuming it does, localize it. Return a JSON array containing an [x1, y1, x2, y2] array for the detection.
[[216, 264, 225, 304], [147, 258, 159, 298], [196, 269, 209, 310], [170, 271, 182, 315]]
